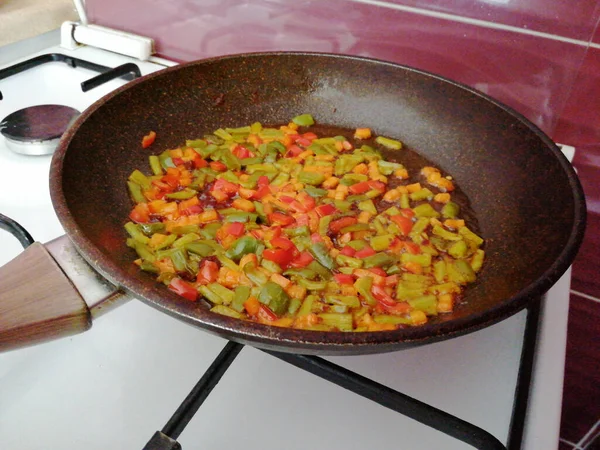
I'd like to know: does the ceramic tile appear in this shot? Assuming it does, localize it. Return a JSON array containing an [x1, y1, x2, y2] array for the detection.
[[553, 47, 600, 146], [560, 293, 600, 443], [85, 0, 587, 136], [382, 0, 600, 41]]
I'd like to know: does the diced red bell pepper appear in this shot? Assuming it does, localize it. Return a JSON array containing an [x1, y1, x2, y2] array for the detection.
[[263, 248, 294, 268], [310, 233, 324, 243], [390, 215, 413, 235], [289, 200, 308, 213], [371, 286, 397, 308], [280, 195, 295, 204], [348, 181, 371, 195], [258, 304, 278, 321], [286, 145, 304, 157], [295, 214, 309, 227], [169, 278, 198, 301], [296, 191, 316, 211], [181, 204, 203, 216], [253, 185, 271, 200], [295, 137, 312, 147], [400, 208, 415, 219], [161, 173, 180, 189], [404, 241, 421, 255], [257, 175, 270, 188], [213, 179, 239, 195], [209, 161, 227, 172], [354, 245, 376, 258], [268, 212, 295, 226], [334, 273, 355, 285], [368, 180, 386, 191], [385, 275, 399, 286], [329, 217, 357, 233], [340, 245, 356, 257], [232, 145, 254, 159], [302, 132, 318, 141], [197, 260, 219, 285], [193, 155, 208, 169], [369, 267, 388, 277], [315, 203, 337, 217], [271, 236, 297, 252], [289, 251, 314, 268], [129, 203, 150, 223], [225, 222, 245, 237], [141, 131, 156, 148]]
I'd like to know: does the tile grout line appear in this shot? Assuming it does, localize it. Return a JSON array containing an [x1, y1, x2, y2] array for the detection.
[[579, 419, 600, 449], [347, 0, 600, 49], [560, 437, 584, 449], [570, 290, 600, 304]]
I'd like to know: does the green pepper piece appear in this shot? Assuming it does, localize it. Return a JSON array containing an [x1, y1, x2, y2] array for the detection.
[[307, 260, 333, 280], [284, 268, 318, 280], [427, 282, 460, 295], [324, 295, 361, 308], [413, 203, 440, 218], [198, 285, 223, 304], [172, 225, 201, 235], [210, 305, 243, 319], [459, 226, 484, 247], [358, 199, 377, 214], [155, 234, 177, 251], [125, 222, 150, 244], [224, 236, 259, 261], [408, 295, 438, 316], [433, 260, 447, 283], [297, 295, 317, 316], [225, 212, 258, 223], [318, 313, 353, 331], [292, 114, 315, 126], [207, 283, 235, 305], [318, 215, 333, 237], [173, 233, 201, 248], [410, 188, 434, 202], [139, 261, 159, 273], [287, 298, 302, 315], [335, 254, 364, 269], [448, 240, 468, 259], [309, 242, 336, 270], [132, 241, 155, 262], [304, 186, 328, 198], [399, 192, 410, 209], [199, 223, 221, 239], [185, 242, 216, 257], [471, 249, 485, 272], [170, 248, 191, 273], [127, 181, 146, 204], [377, 160, 404, 175], [373, 315, 412, 325], [298, 171, 326, 186], [165, 188, 198, 200], [230, 286, 251, 313], [347, 240, 367, 251], [186, 139, 207, 148], [128, 169, 151, 190], [139, 222, 166, 236], [363, 252, 397, 269], [432, 225, 462, 241], [258, 281, 290, 316], [243, 263, 269, 285], [375, 136, 403, 150], [149, 155, 163, 175], [297, 279, 328, 291], [370, 234, 395, 252], [354, 277, 376, 306], [396, 283, 427, 300], [261, 258, 283, 274], [441, 201, 460, 219], [400, 253, 432, 267], [447, 259, 477, 284]]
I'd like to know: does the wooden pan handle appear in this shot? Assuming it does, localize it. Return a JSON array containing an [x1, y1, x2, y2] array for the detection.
[[0, 242, 91, 352]]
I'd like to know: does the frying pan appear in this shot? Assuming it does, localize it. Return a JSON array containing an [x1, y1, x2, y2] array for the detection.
[[0, 52, 586, 355]]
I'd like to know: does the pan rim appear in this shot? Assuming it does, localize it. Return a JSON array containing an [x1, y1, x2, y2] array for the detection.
[[50, 51, 587, 354]]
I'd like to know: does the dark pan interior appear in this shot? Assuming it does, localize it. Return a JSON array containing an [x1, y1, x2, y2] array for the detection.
[[50, 53, 586, 355]]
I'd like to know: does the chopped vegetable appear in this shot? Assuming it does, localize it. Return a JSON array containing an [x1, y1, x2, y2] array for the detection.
[[126, 116, 485, 331]]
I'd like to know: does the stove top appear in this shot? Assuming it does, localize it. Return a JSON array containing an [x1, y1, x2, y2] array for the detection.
[[0, 29, 571, 450]]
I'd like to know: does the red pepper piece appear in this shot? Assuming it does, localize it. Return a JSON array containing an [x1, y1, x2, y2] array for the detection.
[[141, 131, 156, 148], [286, 145, 304, 157], [302, 132, 318, 141], [400, 208, 415, 219], [289, 200, 308, 213], [315, 203, 337, 217], [257, 175, 270, 188], [169, 278, 198, 301], [258, 304, 278, 321], [289, 251, 314, 268], [193, 155, 208, 169], [129, 203, 150, 223], [232, 145, 254, 159], [368, 180, 386, 191], [213, 179, 239, 195], [296, 191, 316, 211], [263, 248, 294, 268], [390, 215, 414, 235], [280, 195, 296, 204], [181, 204, 203, 216], [295, 137, 312, 147], [253, 185, 271, 200], [311, 233, 324, 243], [404, 242, 421, 255], [340, 245, 356, 257], [334, 273, 355, 285], [369, 267, 387, 277], [268, 212, 295, 226], [226, 222, 245, 237], [371, 285, 397, 308], [355, 246, 376, 258], [329, 217, 357, 233], [348, 181, 371, 195], [271, 237, 297, 252], [197, 260, 219, 285], [209, 161, 227, 172]]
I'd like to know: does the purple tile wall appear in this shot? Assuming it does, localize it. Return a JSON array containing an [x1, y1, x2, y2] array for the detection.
[[84, 0, 596, 138]]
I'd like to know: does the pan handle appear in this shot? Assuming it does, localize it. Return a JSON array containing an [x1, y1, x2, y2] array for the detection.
[[0, 242, 92, 352]]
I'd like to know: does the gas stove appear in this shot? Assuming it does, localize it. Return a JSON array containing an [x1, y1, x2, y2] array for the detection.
[[0, 27, 572, 450]]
